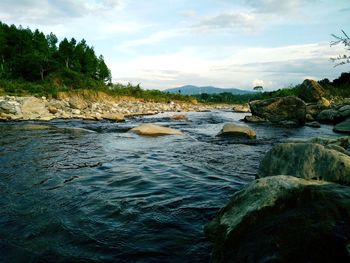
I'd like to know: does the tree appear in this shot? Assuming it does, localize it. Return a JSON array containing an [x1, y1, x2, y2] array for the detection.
[[253, 86, 263, 92], [97, 55, 111, 83], [331, 30, 350, 66]]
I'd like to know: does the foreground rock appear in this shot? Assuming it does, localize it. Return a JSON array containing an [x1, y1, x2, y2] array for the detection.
[[205, 175, 350, 263], [249, 96, 306, 126], [130, 124, 183, 136], [334, 119, 350, 134], [257, 142, 350, 185], [217, 123, 256, 138]]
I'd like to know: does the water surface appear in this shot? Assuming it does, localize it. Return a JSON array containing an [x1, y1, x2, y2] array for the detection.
[[0, 110, 340, 262]]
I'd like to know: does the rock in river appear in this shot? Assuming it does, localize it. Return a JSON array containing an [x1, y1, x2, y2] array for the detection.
[[334, 119, 350, 134], [205, 175, 350, 263], [217, 123, 256, 138], [257, 142, 350, 185], [130, 123, 183, 136], [249, 96, 306, 126]]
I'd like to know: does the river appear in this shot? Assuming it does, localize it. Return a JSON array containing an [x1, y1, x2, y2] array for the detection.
[[0, 110, 340, 262]]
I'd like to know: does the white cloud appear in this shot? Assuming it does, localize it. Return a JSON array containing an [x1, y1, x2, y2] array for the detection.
[[110, 42, 346, 90], [193, 12, 257, 32]]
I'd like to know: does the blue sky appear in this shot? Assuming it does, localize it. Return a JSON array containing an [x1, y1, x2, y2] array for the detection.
[[0, 0, 349, 90]]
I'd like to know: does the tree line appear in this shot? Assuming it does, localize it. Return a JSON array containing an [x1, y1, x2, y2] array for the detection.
[[0, 21, 111, 83]]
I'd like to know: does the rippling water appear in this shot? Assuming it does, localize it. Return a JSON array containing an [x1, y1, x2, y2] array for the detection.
[[0, 110, 341, 262]]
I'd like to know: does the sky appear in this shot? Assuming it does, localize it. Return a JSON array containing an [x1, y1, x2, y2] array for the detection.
[[0, 0, 349, 91]]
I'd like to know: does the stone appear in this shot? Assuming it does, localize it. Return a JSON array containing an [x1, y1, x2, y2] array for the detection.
[[205, 175, 350, 263], [257, 142, 350, 185], [305, 113, 314, 121], [339, 105, 350, 118], [249, 96, 306, 126], [305, 121, 321, 128], [316, 109, 343, 123], [217, 123, 256, 138], [232, 104, 250, 113], [68, 97, 89, 110], [334, 119, 350, 134], [306, 103, 321, 118], [48, 106, 58, 114], [130, 123, 183, 136], [21, 124, 54, 130], [298, 79, 325, 102], [243, 115, 266, 123], [71, 109, 81, 115], [101, 113, 125, 122], [318, 97, 331, 108], [21, 97, 51, 120], [0, 100, 21, 115], [170, 114, 188, 121], [287, 136, 350, 149]]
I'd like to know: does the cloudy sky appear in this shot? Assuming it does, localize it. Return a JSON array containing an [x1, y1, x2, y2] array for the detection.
[[0, 0, 349, 90]]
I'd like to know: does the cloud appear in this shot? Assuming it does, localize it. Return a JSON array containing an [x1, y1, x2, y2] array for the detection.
[[0, 0, 127, 25], [119, 29, 183, 48], [193, 12, 257, 32], [110, 41, 346, 90], [244, 0, 303, 14]]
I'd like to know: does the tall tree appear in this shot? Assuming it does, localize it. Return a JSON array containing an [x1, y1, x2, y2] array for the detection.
[[97, 55, 111, 83]]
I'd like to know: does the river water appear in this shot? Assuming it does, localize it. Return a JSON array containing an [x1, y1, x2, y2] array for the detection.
[[0, 110, 341, 262]]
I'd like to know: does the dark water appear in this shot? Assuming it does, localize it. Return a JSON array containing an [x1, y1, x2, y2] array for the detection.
[[0, 111, 341, 262]]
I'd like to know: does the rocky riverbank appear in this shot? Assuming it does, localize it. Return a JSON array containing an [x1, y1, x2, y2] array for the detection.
[[0, 93, 231, 121]]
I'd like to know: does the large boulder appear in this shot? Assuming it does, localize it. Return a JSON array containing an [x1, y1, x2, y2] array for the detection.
[[205, 175, 350, 263], [249, 96, 306, 126], [217, 123, 256, 138], [130, 123, 183, 136], [298, 79, 325, 103], [316, 109, 343, 123], [257, 142, 350, 185], [334, 119, 350, 134]]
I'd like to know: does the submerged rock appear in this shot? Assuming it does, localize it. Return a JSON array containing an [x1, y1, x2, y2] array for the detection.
[[130, 123, 183, 136], [217, 123, 256, 138], [205, 175, 350, 263], [257, 142, 350, 185], [305, 121, 321, 128], [170, 114, 188, 121], [249, 96, 306, 126]]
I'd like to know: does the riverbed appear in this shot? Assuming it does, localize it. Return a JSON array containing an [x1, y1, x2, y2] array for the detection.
[[0, 110, 341, 262]]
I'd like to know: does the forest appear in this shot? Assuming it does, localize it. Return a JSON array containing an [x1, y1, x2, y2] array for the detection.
[[0, 21, 111, 84]]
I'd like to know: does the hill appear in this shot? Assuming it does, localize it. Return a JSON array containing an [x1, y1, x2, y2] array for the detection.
[[164, 85, 255, 95]]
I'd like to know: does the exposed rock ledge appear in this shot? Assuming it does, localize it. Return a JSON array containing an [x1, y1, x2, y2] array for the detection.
[[0, 94, 230, 121]]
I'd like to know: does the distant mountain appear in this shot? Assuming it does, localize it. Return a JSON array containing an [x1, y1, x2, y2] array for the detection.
[[164, 85, 255, 95]]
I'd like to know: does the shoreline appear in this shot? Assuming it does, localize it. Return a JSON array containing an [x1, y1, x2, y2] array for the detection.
[[0, 94, 234, 122]]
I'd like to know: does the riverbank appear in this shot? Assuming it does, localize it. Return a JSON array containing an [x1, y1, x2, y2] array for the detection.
[[0, 92, 232, 121]]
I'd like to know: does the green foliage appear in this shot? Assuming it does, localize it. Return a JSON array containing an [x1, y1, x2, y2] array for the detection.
[[0, 21, 112, 83], [106, 83, 194, 102]]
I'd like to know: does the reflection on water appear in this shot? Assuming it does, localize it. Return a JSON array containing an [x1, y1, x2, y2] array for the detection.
[[0, 110, 340, 262]]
